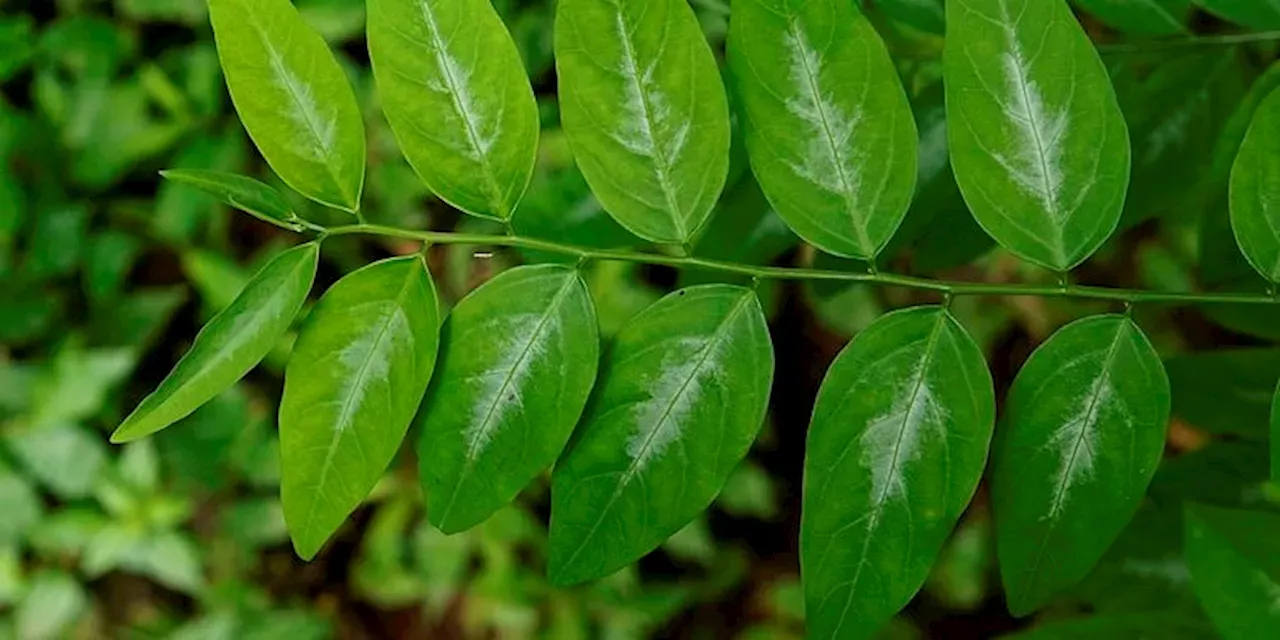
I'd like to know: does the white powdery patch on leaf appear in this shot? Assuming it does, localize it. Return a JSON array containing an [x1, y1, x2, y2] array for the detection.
[[1042, 375, 1111, 521], [625, 337, 722, 473], [334, 307, 411, 433], [994, 44, 1069, 220], [463, 313, 550, 458], [415, 2, 497, 160], [272, 59, 338, 163], [858, 370, 946, 516], [782, 26, 863, 199]]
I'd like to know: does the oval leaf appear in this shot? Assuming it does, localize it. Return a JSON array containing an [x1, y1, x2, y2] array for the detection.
[[280, 255, 440, 559], [728, 0, 918, 261], [548, 285, 773, 585], [1073, 0, 1190, 36], [802, 306, 995, 639], [555, 0, 731, 245], [1231, 86, 1280, 283], [945, 0, 1131, 271], [418, 265, 599, 533], [992, 315, 1170, 616], [112, 243, 319, 443], [160, 169, 304, 232], [368, 0, 539, 221], [1194, 0, 1280, 29], [208, 0, 366, 211], [1185, 504, 1280, 640]]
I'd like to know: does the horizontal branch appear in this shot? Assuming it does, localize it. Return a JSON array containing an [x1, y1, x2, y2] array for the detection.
[[320, 224, 1280, 306]]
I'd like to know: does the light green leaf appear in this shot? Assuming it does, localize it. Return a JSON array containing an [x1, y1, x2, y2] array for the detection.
[[802, 306, 995, 639], [945, 0, 1131, 271], [207, 0, 366, 211], [15, 571, 87, 640], [113, 243, 319, 443], [6, 424, 107, 501], [728, 0, 918, 260], [993, 315, 1170, 616], [1193, 0, 1280, 29], [280, 255, 440, 559], [1185, 505, 1280, 640], [555, 0, 731, 244], [160, 169, 305, 232], [1231, 86, 1280, 283], [368, 0, 539, 221], [0, 462, 42, 547], [1072, 0, 1190, 36], [418, 264, 599, 533], [548, 285, 773, 585]]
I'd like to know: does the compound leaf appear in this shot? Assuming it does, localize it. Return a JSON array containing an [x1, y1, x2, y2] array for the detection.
[[945, 0, 1131, 271], [208, 0, 366, 211], [728, 0, 918, 260], [112, 243, 318, 443], [280, 255, 440, 559], [418, 265, 599, 533], [555, 0, 731, 245], [802, 306, 995, 639], [1231, 86, 1280, 283], [548, 285, 773, 585], [368, 0, 539, 221], [993, 315, 1169, 615]]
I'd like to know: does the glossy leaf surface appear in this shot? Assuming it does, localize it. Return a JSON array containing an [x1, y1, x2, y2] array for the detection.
[[1073, 0, 1190, 36], [945, 0, 1131, 270], [802, 306, 995, 639], [112, 243, 318, 443], [208, 0, 365, 211], [555, 0, 731, 244], [418, 265, 599, 533], [548, 285, 773, 585], [280, 255, 440, 559], [159, 169, 304, 232], [1194, 0, 1280, 29], [368, 0, 539, 221], [1185, 505, 1280, 639], [1231, 86, 1280, 283], [993, 315, 1169, 615], [728, 0, 918, 260]]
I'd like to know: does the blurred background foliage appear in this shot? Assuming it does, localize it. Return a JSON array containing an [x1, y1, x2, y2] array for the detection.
[[0, 0, 1278, 637]]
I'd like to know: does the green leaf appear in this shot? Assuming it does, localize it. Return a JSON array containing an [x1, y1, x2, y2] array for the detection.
[[945, 0, 1131, 271], [1165, 348, 1280, 438], [801, 306, 995, 639], [112, 243, 319, 443], [368, 0, 539, 221], [1232, 86, 1280, 283], [878, 0, 946, 35], [555, 0, 731, 245], [727, 0, 918, 260], [6, 424, 107, 501], [15, 571, 87, 640], [0, 462, 42, 547], [1193, 0, 1280, 29], [159, 169, 305, 232], [1272, 380, 1280, 485], [548, 285, 773, 585], [1001, 612, 1214, 639], [280, 255, 440, 559], [207, 0, 366, 211], [992, 315, 1170, 616], [1072, 0, 1190, 36], [418, 264, 599, 533], [1184, 505, 1280, 640]]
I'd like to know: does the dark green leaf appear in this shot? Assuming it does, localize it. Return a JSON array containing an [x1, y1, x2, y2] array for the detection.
[[1193, 0, 1280, 29], [802, 306, 995, 639], [1165, 348, 1280, 438], [1000, 612, 1213, 639], [280, 255, 441, 559], [549, 285, 773, 585], [160, 169, 305, 232], [1073, 0, 1190, 36], [945, 0, 1131, 270], [368, 0, 539, 221], [418, 265, 598, 533], [1273, 380, 1280, 485], [1150, 442, 1270, 511], [1184, 505, 1280, 639], [113, 243, 319, 443], [555, 0, 731, 244], [878, 0, 946, 35], [208, 0, 366, 211], [1232, 85, 1280, 283], [728, 0, 918, 260], [993, 315, 1170, 615]]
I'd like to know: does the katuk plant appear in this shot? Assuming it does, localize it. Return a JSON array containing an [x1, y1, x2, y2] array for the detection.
[[109, 0, 1280, 638]]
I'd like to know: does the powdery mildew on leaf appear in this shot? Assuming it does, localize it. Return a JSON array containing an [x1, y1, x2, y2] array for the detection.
[[860, 377, 947, 508]]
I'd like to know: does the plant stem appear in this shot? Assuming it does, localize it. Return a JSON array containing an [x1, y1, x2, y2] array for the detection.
[[320, 224, 1280, 306]]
